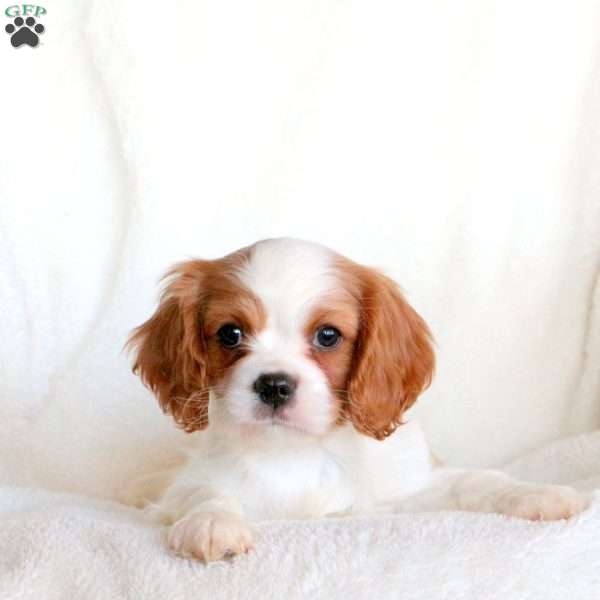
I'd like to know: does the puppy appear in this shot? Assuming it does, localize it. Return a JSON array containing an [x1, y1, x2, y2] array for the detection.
[[126, 238, 587, 562]]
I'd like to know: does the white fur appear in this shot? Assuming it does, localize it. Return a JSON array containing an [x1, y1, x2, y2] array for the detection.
[[226, 239, 340, 434], [128, 239, 588, 562]]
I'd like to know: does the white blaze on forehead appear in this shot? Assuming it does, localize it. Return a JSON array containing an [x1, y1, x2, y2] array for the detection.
[[223, 238, 339, 434], [237, 238, 339, 339]]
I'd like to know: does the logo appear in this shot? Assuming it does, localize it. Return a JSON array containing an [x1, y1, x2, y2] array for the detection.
[[4, 4, 45, 47]]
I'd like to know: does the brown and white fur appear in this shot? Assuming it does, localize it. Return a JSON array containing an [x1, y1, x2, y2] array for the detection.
[[125, 238, 587, 562]]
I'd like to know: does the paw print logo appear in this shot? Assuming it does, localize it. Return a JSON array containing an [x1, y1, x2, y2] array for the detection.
[[5, 16, 44, 48]]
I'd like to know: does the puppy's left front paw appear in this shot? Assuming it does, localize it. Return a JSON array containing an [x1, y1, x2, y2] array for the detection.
[[496, 484, 588, 521]]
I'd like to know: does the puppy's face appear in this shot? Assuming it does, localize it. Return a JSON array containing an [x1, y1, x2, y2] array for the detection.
[[129, 239, 434, 440]]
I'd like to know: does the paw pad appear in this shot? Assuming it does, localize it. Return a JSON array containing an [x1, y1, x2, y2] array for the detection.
[[5, 16, 44, 48]]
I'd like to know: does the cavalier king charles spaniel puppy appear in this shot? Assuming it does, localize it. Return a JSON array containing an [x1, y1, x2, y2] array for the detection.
[[125, 238, 587, 562]]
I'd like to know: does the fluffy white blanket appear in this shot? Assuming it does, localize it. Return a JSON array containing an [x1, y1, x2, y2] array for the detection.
[[1, 432, 599, 600]]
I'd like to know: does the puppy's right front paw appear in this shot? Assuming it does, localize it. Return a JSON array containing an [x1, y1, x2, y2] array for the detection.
[[167, 511, 253, 562]]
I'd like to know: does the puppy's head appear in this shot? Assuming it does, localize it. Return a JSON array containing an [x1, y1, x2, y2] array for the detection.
[[128, 239, 434, 439]]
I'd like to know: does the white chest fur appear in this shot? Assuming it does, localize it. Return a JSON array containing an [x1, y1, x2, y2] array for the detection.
[[180, 420, 433, 520]]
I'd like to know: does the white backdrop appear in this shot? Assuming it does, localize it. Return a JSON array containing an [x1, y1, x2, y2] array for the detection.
[[0, 0, 599, 498]]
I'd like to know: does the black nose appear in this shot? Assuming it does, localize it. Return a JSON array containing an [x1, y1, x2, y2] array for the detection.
[[253, 372, 297, 409]]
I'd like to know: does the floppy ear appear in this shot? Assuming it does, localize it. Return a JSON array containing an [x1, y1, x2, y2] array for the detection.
[[344, 267, 435, 440], [127, 262, 210, 432]]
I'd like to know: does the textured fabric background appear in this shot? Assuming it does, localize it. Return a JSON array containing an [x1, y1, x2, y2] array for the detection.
[[0, 0, 599, 499]]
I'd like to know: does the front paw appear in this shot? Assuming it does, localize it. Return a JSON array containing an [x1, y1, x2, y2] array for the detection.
[[496, 484, 588, 521], [167, 511, 253, 562]]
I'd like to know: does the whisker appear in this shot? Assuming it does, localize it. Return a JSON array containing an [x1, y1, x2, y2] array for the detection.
[[174, 386, 217, 417]]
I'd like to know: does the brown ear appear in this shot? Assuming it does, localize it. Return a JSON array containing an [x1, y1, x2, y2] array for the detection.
[[344, 266, 435, 440], [127, 262, 209, 432]]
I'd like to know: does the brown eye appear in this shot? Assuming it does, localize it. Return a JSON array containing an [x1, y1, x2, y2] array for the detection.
[[217, 323, 243, 348], [313, 325, 342, 350]]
